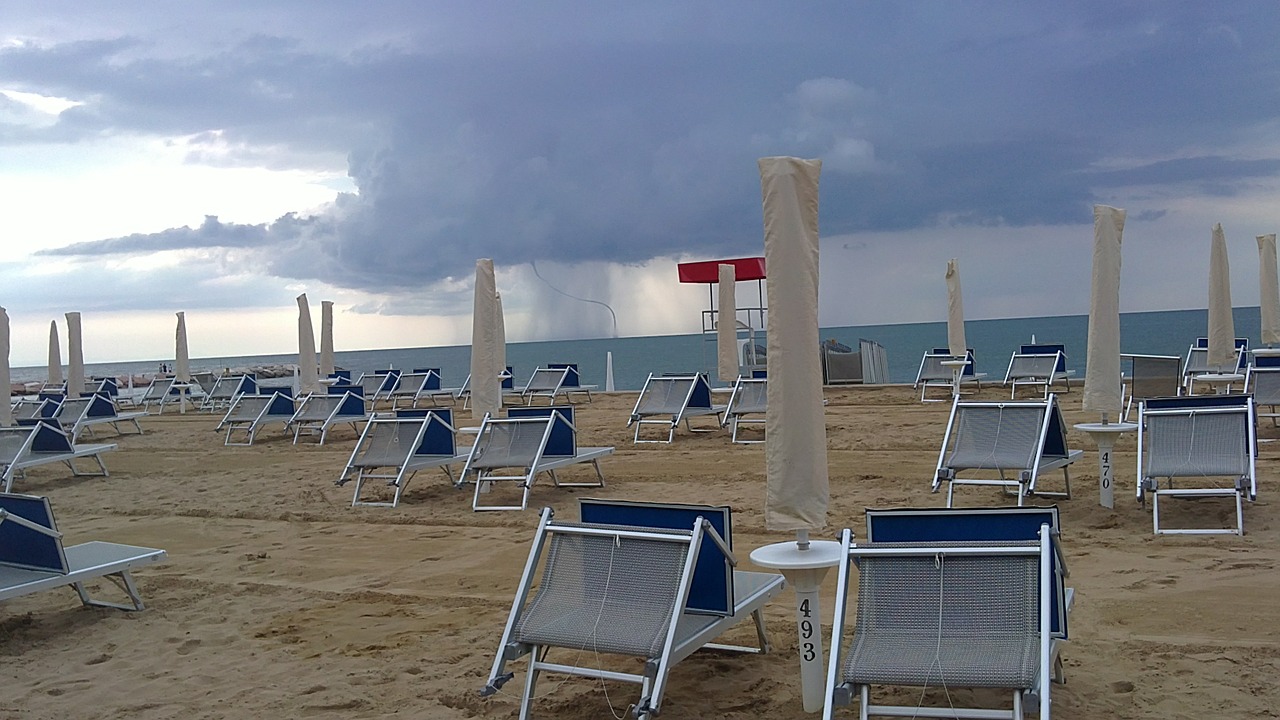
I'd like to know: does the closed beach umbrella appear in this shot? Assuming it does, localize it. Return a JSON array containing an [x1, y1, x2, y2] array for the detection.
[[718, 263, 738, 382], [1258, 234, 1280, 346], [0, 307, 10, 427], [495, 291, 507, 389], [174, 311, 191, 383], [1207, 223, 1236, 370], [946, 259, 967, 358], [470, 259, 502, 419], [761, 156, 828, 532], [320, 300, 335, 377], [1083, 205, 1126, 418], [296, 294, 319, 394], [66, 311, 84, 396], [47, 320, 62, 386]]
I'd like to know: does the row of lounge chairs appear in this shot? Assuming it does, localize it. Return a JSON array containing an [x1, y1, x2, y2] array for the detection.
[[914, 343, 1075, 402], [482, 498, 1072, 720]]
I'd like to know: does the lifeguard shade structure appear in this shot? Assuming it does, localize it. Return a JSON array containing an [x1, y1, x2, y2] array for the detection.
[[470, 259, 502, 420], [748, 156, 840, 715], [175, 312, 191, 383], [946, 259, 967, 358], [0, 307, 10, 427], [320, 300, 335, 377], [718, 263, 738, 382], [1208, 223, 1237, 372], [1259, 234, 1280, 347], [66, 312, 84, 398], [46, 320, 62, 387], [296, 294, 320, 395], [678, 256, 767, 376]]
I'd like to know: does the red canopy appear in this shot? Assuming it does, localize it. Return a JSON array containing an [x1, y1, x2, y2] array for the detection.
[[677, 256, 766, 284]]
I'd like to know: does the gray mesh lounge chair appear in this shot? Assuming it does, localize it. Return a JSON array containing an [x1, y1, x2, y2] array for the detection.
[[914, 348, 986, 402], [0, 419, 117, 493], [823, 518, 1064, 720], [1137, 394, 1256, 535], [52, 394, 146, 441], [215, 392, 296, 446], [722, 376, 767, 444], [139, 377, 178, 414], [933, 394, 1081, 507], [287, 391, 369, 444], [198, 374, 255, 412], [1182, 337, 1249, 393], [482, 500, 785, 720], [386, 371, 434, 409], [1003, 344, 1074, 400], [335, 410, 469, 507], [461, 406, 611, 511], [1246, 366, 1280, 428], [1122, 354, 1182, 422], [0, 492, 166, 611], [627, 373, 726, 443]]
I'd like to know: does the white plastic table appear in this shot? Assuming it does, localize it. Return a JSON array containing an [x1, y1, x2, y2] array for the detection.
[[749, 538, 844, 713]]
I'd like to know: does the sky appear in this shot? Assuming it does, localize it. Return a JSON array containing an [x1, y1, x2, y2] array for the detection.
[[1, 1, 1278, 367]]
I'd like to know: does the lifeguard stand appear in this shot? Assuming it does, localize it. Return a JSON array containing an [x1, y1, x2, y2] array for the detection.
[[677, 256, 767, 381]]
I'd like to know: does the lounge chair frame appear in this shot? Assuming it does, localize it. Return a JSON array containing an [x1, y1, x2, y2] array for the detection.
[[461, 406, 612, 511], [915, 348, 985, 402], [1003, 347, 1073, 400], [627, 373, 725, 443], [933, 394, 1080, 506], [336, 410, 469, 507], [1137, 394, 1257, 535], [483, 502, 785, 720], [722, 376, 767, 444], [215, 392, 296, 446], [287, 391, 368, 444], [0, 420, 116, 493], [824, 521, 1061, 720]]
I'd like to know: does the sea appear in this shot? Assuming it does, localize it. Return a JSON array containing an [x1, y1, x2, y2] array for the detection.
[[10, 307, 1261, 393]]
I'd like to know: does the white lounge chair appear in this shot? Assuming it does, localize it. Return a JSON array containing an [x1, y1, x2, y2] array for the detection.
[[0, 419, 117, 493], [933, 394, 1081, 506], [51, 394, 146, 441], [722, 376, 767, 444], [139, 377, 179, 414], [0, 492, 166, 611], [1137, 393, 1257, 535], [482, 500, 785, 719], [215, 392, 296, 446], [461, 405, 612, 511], [914, 348, 986, 402], [824, 507, 1069, 720], [199, 374, 256, 412], [1003, 343, 1075, 399], [335, 409, 470, 507], [287, 390, 369, 444], [386, 370, 440, 409], [627, 373, 726, 443], [1182, 336, 1249, 393]]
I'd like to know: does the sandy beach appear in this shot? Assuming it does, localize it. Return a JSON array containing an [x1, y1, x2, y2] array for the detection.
[[3, 384, 1279, 719]]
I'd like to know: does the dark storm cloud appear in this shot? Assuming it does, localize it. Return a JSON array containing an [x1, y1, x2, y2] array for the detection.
[[7, 1, 1280, 296]]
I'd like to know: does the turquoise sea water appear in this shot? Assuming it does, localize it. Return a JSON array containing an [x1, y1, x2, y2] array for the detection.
[[12, 306, 1262, 392]]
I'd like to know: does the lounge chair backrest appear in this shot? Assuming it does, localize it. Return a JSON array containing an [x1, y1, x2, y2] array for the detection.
[[525, 367, 569, 393], [548, 363, 582, 388], [512, 520, 692, 658], [865, 506, 1067, 637], [728, 378, 767, 415], [579, 498, 733, 616], [1131, 355, 1181, 401], [1248, 367, 1280, 405], [394, 408, 456, 455], [945, 402, 1048, 472], [469, 415, 552, 470], [82, 394, 118, 419], [635, 376, 697, 416], [846, 540, 1042, 689], [508, 406, 575, 457], [295, 394, 342, 421], [1141, 395, 1252, 478], [225, 395, 272, 422], [54, 397, 92, 422], [0, 493, 68, 573], [1008, 353, 1062, 379], [0, 427, 36, 464], [1019, 343, 1068, 373], [413, 368, 443, 391], [355, 417, 427, 466], [919, 348, 977, 382], [18, 419, 76, 453]]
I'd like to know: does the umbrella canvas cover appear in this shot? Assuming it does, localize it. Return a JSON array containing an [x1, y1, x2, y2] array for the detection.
[[1083, 206, 1126, 418]]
